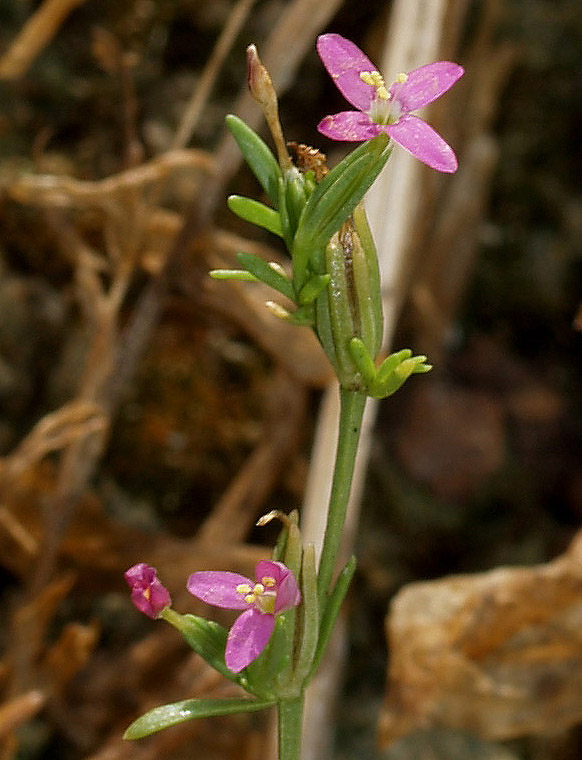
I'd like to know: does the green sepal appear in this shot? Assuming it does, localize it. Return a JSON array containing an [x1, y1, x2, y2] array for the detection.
[[350, 204, 384, 359], [273, 522, 302, 693], [309, 556, 356, 679], [236, 251, 295, 301], [314, 285, 338, 372], [225, 115, 281, 206], [320, 231, 360, 389], [292, 134, 392, 289], [298, 274, 330, 306], [123, 697, 275, 740], [227, 195, 283, 238], [289, 543, 319, 690], [161, 609, 236, 685]]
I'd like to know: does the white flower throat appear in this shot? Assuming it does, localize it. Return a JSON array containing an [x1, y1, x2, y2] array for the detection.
[[360, 70, 407, 125]]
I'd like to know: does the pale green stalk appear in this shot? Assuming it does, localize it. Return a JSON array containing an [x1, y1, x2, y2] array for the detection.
[[317, 388, 367, 603]]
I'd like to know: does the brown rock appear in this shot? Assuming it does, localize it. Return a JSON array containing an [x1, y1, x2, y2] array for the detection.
[[379, 530, 582, 745]]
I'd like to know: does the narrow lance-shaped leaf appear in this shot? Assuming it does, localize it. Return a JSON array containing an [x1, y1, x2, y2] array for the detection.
[[374, 348, 413, 386], [227, 195, 283, 238], [124, 698, 275, 740], [225, 114, 281, 206], [236, 251, 295, 301], [162, 609, 238, 685], [292, 134, 392, 288], [210, 269, 259, 282], [309, 555, 356, 679]]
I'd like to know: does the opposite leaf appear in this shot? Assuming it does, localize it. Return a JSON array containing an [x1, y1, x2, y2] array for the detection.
[[228, 195, 283, 238], [124, 697, 275, 740], [225, 114, 281, 205]]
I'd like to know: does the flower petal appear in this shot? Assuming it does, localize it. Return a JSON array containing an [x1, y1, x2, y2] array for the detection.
[[387, 115, 458, 173], [254, 559, 288, 584], [317, 34, 377, 112], [125, 563, 171, 618], [225, 608, 275, 672], [317, 111, 382, 142], [390, 61, 464, 114], [187, 571, 253, 610], [275, 571, 301, 613]]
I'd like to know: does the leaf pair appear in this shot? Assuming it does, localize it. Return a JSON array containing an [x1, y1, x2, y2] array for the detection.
[[349, 338, 432, 399], [215, 116, 392, 309]]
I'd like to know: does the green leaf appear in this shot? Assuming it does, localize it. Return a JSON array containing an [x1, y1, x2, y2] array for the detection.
[[228, 195, 283, 238], [124, 697, 275, 740], [225, 115, 281, 206], [209, 269, 259, 281], [292, 135, 392, 288], [309, 556, 356, 679], [162, 609, 236, 684], [371, 355, 431, 398], [374, 349, 413, 386], [236, 251, 295, 300]]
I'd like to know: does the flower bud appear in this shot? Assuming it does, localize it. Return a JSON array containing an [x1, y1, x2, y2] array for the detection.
[[125, 563, 171, 619], [246, 44, 291, 170], [314, 203, 383, 390]]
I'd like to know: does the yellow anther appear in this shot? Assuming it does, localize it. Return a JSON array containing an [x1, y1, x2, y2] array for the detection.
[[261, 576, 276, 588], [244, 593, 256, 604], [236, 583, 252, 594], [253, 583, 265, 595], [360, 70, 384, 87], [144, 588, 151, 600], [396, 72, 408, 84], [360, 70, 390, 100]]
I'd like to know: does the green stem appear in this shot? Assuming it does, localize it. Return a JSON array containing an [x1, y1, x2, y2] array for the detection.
[[278, 695, 304, 760], [317, 388, 367, 603]]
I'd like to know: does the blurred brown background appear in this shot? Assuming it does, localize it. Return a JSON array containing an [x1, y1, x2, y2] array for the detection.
[[0, 1, 580, 758]]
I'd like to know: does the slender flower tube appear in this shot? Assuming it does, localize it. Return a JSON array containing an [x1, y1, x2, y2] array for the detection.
[[125, 563, 171, 619], [316, 33, 464, 172], [187, 560, 301, 673]]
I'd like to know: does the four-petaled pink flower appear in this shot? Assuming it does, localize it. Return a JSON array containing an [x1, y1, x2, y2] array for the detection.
[[125, 563, 172, 619], [316, 33, 464, 173], [187, 560, 301, 673]]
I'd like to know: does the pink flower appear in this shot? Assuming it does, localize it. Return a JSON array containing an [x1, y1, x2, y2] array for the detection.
[[125, 563, 172, 618], [316, 33, 464, 173], [187, 560, 301, 673]]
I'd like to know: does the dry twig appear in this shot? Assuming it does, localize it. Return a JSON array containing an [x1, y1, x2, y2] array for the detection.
[[0, 0, 88, 80]]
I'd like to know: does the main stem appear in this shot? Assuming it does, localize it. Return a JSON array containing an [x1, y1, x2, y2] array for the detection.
[[278, 695, 304, 760], [317, 388, 367, 602]]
